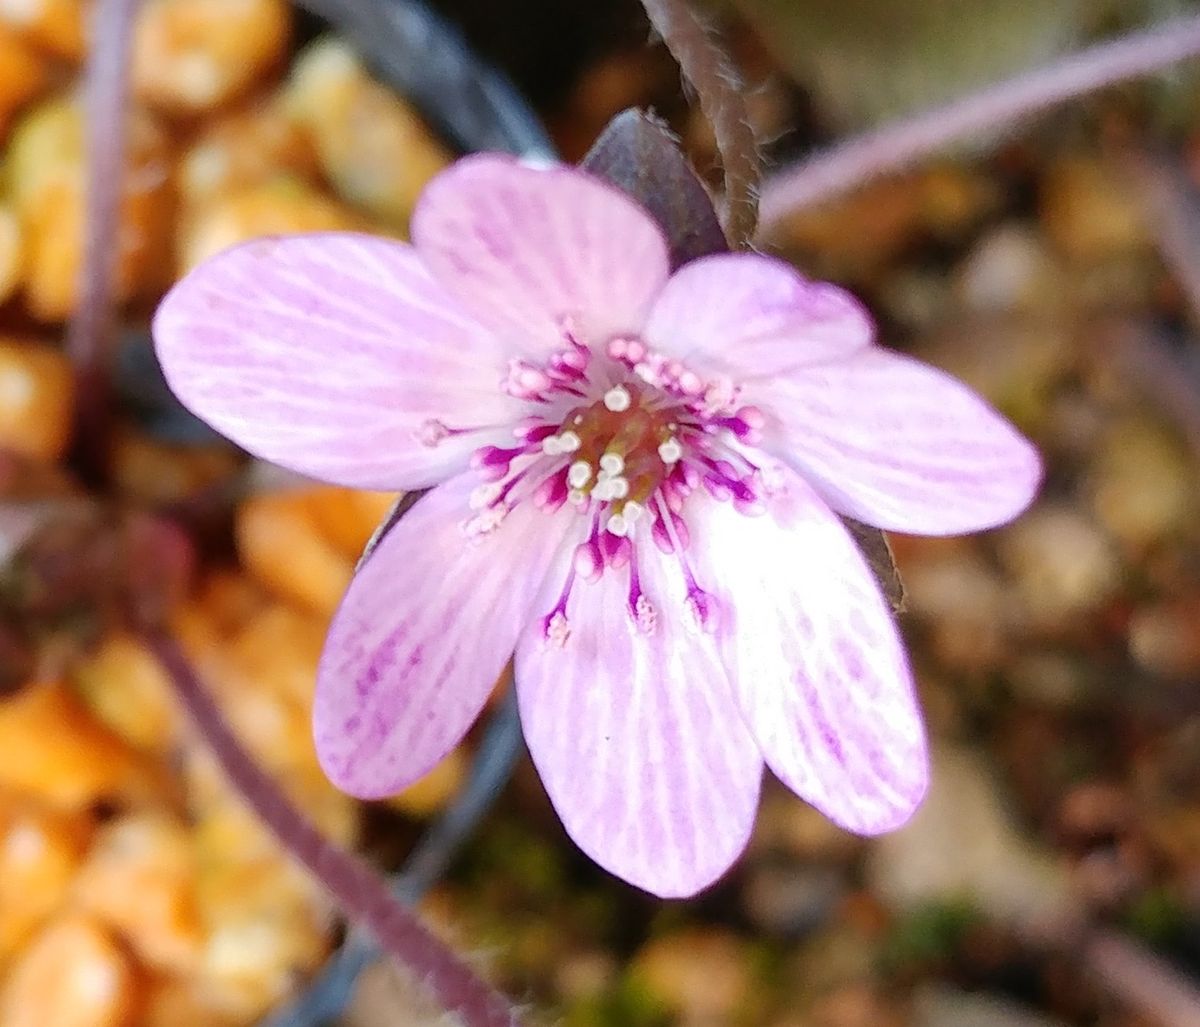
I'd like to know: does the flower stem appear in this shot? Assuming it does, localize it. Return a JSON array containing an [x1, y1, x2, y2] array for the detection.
[[1084, 928, 1200, 1027], [758, 13, 1200, 231], [66, 0, 141, 485], [640, 0, 760, 246], [294, 0, 553, 158], [260, 690, 526, 1027], [145, 633, 523, 1027]]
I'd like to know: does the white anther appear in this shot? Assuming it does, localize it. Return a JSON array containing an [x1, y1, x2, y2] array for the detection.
[[544, 611, 570, 648], [603, 385, 632, 412], [568, 488, 589, 507], [542, 434, 563, 455], [599, 452, 624, 476], [567, 461, 593, 488], [608, 476, 630, 500], [634, 594, 657, 634], [606, 513, 629, 537], [469, 483, 503, 509], [416, 419, 450, 447], [558, 430, 582, 453], [623, 499, 644, 523], [686, 593, 719, 634], [658, 437, 683, 465], [466, 505, 508, 537]]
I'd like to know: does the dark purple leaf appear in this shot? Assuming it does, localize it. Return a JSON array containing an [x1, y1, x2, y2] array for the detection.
[[582, 108, 728, 269]]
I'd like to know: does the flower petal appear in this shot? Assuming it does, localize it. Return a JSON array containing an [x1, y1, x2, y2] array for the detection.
[[644, 253, 873, 376], [411, 155, 671, 356], [515, 543, 763, 898], [754, 348, 1042, 535], [689, 470, 928, 834], [153, 233, 522, 491], [314, 473, 573, 798]]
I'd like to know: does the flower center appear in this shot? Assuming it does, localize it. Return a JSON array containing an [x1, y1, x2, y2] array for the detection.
[[544, 382, 682, 537], [423, 331, 772, 645]]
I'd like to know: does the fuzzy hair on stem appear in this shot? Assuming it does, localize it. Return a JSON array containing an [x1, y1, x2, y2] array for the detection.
[[147, 633, 523, 1027], [640, 0, 761, 246], [65, 0, 142, 484]]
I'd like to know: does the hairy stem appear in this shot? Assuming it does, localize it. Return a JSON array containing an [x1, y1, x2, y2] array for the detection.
[[66, 0, 141, 483], [261, 691, 526, 1027], [758, 13, 1200, 230], [640, 0, 760, 246], [146, 633, 522, 1027]]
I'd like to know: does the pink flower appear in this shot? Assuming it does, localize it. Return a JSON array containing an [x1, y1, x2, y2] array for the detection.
[[153, 155, 1040, 897]]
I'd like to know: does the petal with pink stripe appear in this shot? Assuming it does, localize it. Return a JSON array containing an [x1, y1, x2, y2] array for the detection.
[[689, 469, 928, 834], [754, 348, 1042, 535], [153, 233, 522, 491], [412, 155, 671, 356], [516, 542, 763, 898], [644, 253, 873, 376], [314, 473, 574, 798]]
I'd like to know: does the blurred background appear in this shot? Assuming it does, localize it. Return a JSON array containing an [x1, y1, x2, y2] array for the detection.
[[1, 0, 1200, 1024]]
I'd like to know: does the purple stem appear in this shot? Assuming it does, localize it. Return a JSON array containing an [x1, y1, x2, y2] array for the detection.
[[1125, 149, 1200, 322], [758, 13, 1200, 231], [640, 0, 760, 246], [65, 0, 141, 483], [1085, 928, 1200, 1027], [146, 633, 522, 1027]]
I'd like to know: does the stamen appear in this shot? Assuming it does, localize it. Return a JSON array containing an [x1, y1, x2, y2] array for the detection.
[[503, 360, 553, 399], [514, 418, 557, 443], [417, 418, 506, 447], [465, 503, 508, 537], [532, 468, 569, 511], [604, 385, 631, 412], [634, 594, 657, 634], [417, 419, 451, 447], [572, 539, 603, 583], [658, 437, 682, 465], [567, 460, 593, 488], [599, 452, 625, 476], [469, 483, 503, 509], [601, 531, 631, 569], [544, 611, 570, 648], [686, 590, 719, 633], [558, 430, 582, 453]]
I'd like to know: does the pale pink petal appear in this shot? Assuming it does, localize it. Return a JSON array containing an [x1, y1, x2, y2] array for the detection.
[[411, 155, 670, 356], [314, 474, 573, 798], [153, 233, 523, 491], [753, 348, 1042, 535], [689, 469, 928, 834], [644, 253, 872, 376], [515, 543, 763, 898]]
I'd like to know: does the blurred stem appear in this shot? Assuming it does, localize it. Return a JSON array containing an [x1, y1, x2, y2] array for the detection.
[[261, 689, 526, 1027], [1084, 928, 1200, 1027], [1125, 148, 1200, 324], [66, 0, 141, 485], [146, 633, 523, 1027], [758, 13, 1200, 231], [293, 0, 553, 158], [640, 0, 760, 246]]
